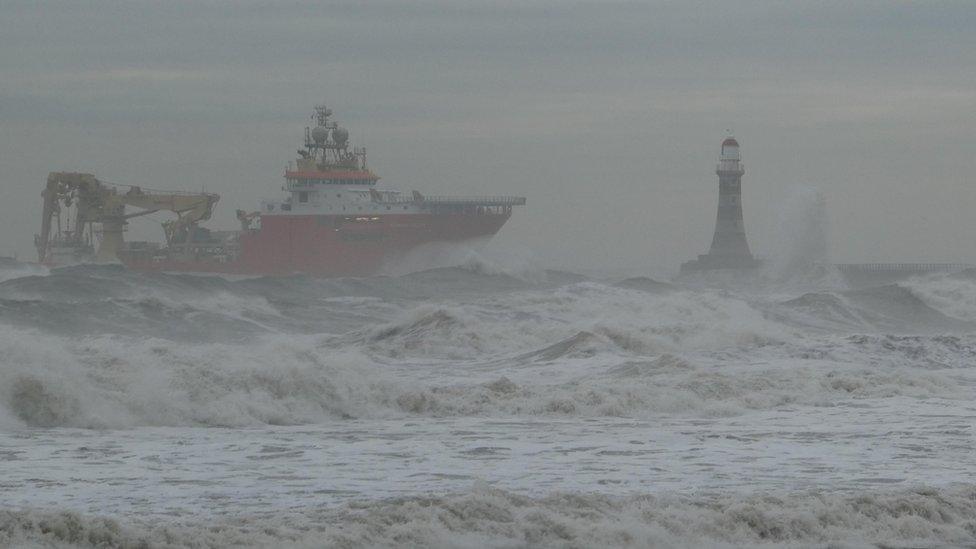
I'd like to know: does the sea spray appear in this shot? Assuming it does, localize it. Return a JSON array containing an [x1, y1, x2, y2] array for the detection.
[[763, 186, 834, 285], [378, 238, 546, 282]]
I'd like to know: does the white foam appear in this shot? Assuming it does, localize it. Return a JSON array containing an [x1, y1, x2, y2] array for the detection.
[[378, 238, 547, 282], [3, 279, 975, 429], [0, 328, 407, 428], [4, 485, 975, 548], [903, 272, 976, 322], [3, 266, 976, 548]]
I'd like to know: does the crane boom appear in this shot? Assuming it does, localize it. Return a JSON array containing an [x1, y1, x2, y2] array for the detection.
[[36, 172, 219, 264]]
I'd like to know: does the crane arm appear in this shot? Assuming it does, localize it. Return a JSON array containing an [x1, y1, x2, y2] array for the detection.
[[36, 172, 220, 263], [117, 186, 219, 225], [117, 186, 220, 246]]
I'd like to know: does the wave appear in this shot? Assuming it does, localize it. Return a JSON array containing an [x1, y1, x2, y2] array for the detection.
[[612, 276, 676, 293], [2, 322, 971, 429], [4, 484, 975, 548], [3, 262, 971, 350], [774, 284, 975, 333], [0, 329, 404, 429], [364, 305, 496, 359], [516, 331, 617, 361], [675, 263, 849, 295], [0, 259, 48, 284], [2, 264, 975, 429], [376, 239, 548, 282], [355, 283, 801, 361], [0, 271, 519, 341], [0, 292, 285, 342], [394, 355, 962, 418], [902, 271, 976, 323], [0, 264, 586, 342]]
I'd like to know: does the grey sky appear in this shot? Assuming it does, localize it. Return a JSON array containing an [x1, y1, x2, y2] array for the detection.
[[2, 0, 974, 273]]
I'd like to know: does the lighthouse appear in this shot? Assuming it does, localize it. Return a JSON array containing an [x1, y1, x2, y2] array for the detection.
[[681, 136, 761, 272]]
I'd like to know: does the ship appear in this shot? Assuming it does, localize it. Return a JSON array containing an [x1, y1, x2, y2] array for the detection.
[[35, 105, 525, 276]]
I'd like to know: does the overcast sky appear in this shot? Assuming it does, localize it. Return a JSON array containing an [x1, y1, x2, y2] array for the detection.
[[2, 0, 974, 274]]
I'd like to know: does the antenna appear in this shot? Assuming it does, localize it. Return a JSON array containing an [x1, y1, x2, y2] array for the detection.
[[314, 105, 332, 127]]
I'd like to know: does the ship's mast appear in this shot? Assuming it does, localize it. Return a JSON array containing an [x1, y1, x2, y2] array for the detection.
[[302, 105, 367, 170]]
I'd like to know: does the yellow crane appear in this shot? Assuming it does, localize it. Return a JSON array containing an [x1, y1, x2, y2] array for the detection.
[[36, 172, 219, 264]]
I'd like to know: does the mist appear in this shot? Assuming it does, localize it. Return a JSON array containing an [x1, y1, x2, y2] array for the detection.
[[4, 3, 976, 548], [2, 1, 975, 273]]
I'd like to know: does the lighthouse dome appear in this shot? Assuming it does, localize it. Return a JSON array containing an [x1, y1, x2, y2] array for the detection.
[[720, 137, 740, 160]]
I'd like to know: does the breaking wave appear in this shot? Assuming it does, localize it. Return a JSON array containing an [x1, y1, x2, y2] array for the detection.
[[1, 322, 971, 429], [903, 270, 976, 323], [394, 352, 964, 418], [377, 239, 548, 282], [775, 284, 975, 333], [0, 258, 47, 283], [3, 258, 976, 549], [0, 262, 974, 429], [4, 484, 975, 548], [0, 329, 406, 429]]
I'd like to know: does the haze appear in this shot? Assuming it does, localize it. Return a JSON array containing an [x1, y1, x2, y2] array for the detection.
[[1, 0, 974, 274]]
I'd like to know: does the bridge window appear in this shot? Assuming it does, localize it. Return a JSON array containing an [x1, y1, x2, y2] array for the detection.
[[299, 192, 309, 203]]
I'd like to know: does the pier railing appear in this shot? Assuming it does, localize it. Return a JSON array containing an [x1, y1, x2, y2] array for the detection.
[[834, 263, 973, 274]]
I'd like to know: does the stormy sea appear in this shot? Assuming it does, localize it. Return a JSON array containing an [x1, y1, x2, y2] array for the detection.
[[1, 253, 975, 548]]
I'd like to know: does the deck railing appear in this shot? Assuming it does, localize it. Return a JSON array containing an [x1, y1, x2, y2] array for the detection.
[[421, 196, 526, 206], [373, 195, 526, 206]]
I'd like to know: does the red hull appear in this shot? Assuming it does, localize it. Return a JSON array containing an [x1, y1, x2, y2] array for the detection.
[[123, 212, 511, 276]]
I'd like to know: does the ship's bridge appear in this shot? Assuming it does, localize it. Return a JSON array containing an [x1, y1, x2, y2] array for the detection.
[[267, 165, 411, 215], [259, 105, 526, 218], [285, 169, 379, 189]]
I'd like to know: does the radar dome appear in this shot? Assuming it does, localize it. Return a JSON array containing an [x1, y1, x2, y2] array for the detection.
[[332, 126, 349, 145], [311, 126, 329, 144]]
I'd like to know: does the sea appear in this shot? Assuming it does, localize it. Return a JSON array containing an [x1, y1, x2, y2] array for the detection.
[[1, 252, 975, 548]]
